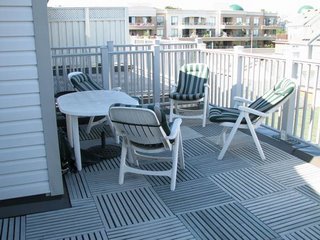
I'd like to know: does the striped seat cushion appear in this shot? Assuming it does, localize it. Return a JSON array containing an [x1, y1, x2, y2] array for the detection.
[[209, 78, 295, 123], [70, 73, 103, 91], [110, 103, 171, 136], [169, 63, 209, 100]]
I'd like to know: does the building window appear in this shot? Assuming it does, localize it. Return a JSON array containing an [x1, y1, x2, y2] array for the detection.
[[171, 16, 178, 25], [171, 29, 178, 37], [157, 16, 164, 26], [246, 17, 250, 25], [157, 29, 164, 36], [208, 17, 215, 26], [254, 17, 259, 26], [129, 16, 135, 24], [253, 29, 259, 36], [236, 17, 242, 25]]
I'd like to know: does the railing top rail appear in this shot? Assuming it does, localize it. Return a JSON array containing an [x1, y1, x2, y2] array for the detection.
[[52, 52, 101, 57], [292, 58, 320, 65], [108, 50, 153, 54], [51, 46, 101, 50], [160, 48, 199, 53], [114, 44, 152, 47]]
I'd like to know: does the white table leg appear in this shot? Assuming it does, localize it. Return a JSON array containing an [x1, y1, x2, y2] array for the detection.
[[66, 114, 73, 147], [71, 115, 82, 171]]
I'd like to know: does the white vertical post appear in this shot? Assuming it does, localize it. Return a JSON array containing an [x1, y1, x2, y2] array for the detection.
[[153, 43, 161, 104], [196, 38, 206, 63], [101, 41, 113, 90], [231, 46, 244, 106], [281, 46, 299, 139]]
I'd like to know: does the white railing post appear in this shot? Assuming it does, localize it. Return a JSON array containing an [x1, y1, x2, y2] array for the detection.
[[101, 41, 113, 90], [196, 38, 206, 62], [231, 46, 244, 106], [153, 43, 161, 104], [281, 47, 299, 139]]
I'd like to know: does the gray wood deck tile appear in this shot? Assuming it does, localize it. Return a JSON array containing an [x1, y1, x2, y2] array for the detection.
[[183, 137, 218, 158], [107, 217, 195, 240], [281, 224, 320, 240], [83, 157, 120, 173], [59, 229, 108, 240], [0, 216, 25, 240], [64, 171, 91, 203], [211, 168, 286, 201], [142, 162, 204, 187], [26, 203, 103, 240], [179, 202, 279, 240], [259, 159, 320, 188], [296, 185, 320, 203], [94, 188, 173, 230], [154, 178, 234, 214], [242, 190, 320, 234], [230, 142, 295, 166], [190, 123, 225, 137], [85, 169, 151, 194], [188, 153, 252, 176], [79, 125, 113, 141]]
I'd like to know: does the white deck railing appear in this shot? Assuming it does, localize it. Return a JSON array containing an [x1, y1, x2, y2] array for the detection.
[[51, 42, 320, 147]]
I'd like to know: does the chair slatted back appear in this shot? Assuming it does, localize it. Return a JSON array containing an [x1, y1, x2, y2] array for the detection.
[[249, 78, 296, 119], [109, 107, 171, 149], [69, 72, 103, 91], [176, 63, 209, 95]]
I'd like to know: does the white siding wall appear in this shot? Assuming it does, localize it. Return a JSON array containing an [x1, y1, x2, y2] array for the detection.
[[48, 7, 129, 47], [0, 0, 51, 200]]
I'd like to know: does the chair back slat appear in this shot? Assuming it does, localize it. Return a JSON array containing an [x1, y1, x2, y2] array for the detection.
[[68, 72, 103, 91], [110, 107, 171, 148], [176, 63, 209, 95], [249, 78, 296, 117]]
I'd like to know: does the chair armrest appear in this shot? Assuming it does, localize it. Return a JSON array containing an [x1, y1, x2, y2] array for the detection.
[[112, 87, 122, 91], [238, 106, 269, 118], [165, 118, 182, 140], [234, 96, 253, 107]]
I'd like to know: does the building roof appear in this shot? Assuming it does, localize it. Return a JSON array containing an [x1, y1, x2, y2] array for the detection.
[[229, 4, 244, 11], [298, 5, 314, 14]]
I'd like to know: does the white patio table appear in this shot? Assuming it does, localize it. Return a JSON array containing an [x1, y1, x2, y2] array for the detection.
[[57, 90, 139, 171]]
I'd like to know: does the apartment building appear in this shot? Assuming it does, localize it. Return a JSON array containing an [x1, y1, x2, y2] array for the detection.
[[128, 7, 157, 37], [129, 5, 279, 49]]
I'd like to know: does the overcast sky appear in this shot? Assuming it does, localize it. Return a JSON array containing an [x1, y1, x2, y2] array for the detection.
[[48, 0, 320, 19]]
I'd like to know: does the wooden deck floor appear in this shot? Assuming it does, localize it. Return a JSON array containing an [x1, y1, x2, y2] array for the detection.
[[1, 121, 320, 240]]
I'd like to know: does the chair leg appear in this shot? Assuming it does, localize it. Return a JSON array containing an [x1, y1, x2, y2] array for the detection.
[[219, 127, 228, 145], [178, 132, 185, 169], [169, 99, 174, 123], [170, 133, 180, 191], [218, 113, 244, 160], [119, 142, 128, 185], [86, 117, 95, 134], [244, 114, 266, 160]]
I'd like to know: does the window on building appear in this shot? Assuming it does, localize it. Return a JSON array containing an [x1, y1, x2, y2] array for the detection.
[[129, 16, 135, 24], [171, 29, 178, 37], [157, 16, 164, 26], [253, 29, 259, 36], [183, 17, 190, 25], [254, 17, 259, 26], [207, 17, 215, 25], [236, 17, 242, 25], [246, 17, 251, 25], [171, 16, 178, 25], [157, 29, 164, 36]]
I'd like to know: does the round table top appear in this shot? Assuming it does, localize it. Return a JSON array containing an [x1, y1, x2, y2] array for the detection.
[[57, 90, 139, 116]]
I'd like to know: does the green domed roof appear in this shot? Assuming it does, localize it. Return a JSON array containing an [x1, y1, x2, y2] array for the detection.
[[298, 5, 314, 14], [229, 4, 244, 11]]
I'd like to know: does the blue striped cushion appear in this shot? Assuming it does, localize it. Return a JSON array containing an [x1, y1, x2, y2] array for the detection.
[[110, 103, 171, 136], [169, 63, 209, 100], [209, 78, 295, 123], [70, 73, 103, 91]]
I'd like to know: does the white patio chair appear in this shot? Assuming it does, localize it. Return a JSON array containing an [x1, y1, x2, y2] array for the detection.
[[169, 63, 210, 127], [67, 72, 121, 134], [209, 78, 296, 160], [109, 104, 185, 191]]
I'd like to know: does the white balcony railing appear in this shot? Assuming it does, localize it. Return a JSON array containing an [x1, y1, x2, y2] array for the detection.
[[51, 41, 320, 147]]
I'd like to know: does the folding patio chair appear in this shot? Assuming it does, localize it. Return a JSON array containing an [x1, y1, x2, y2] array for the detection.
[[209, 78, 296, 160], [109, 104, 185, 191], [169, 63, 210, 127]]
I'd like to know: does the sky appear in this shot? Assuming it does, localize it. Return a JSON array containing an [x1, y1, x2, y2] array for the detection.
[[47, 0, 320, 20]]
